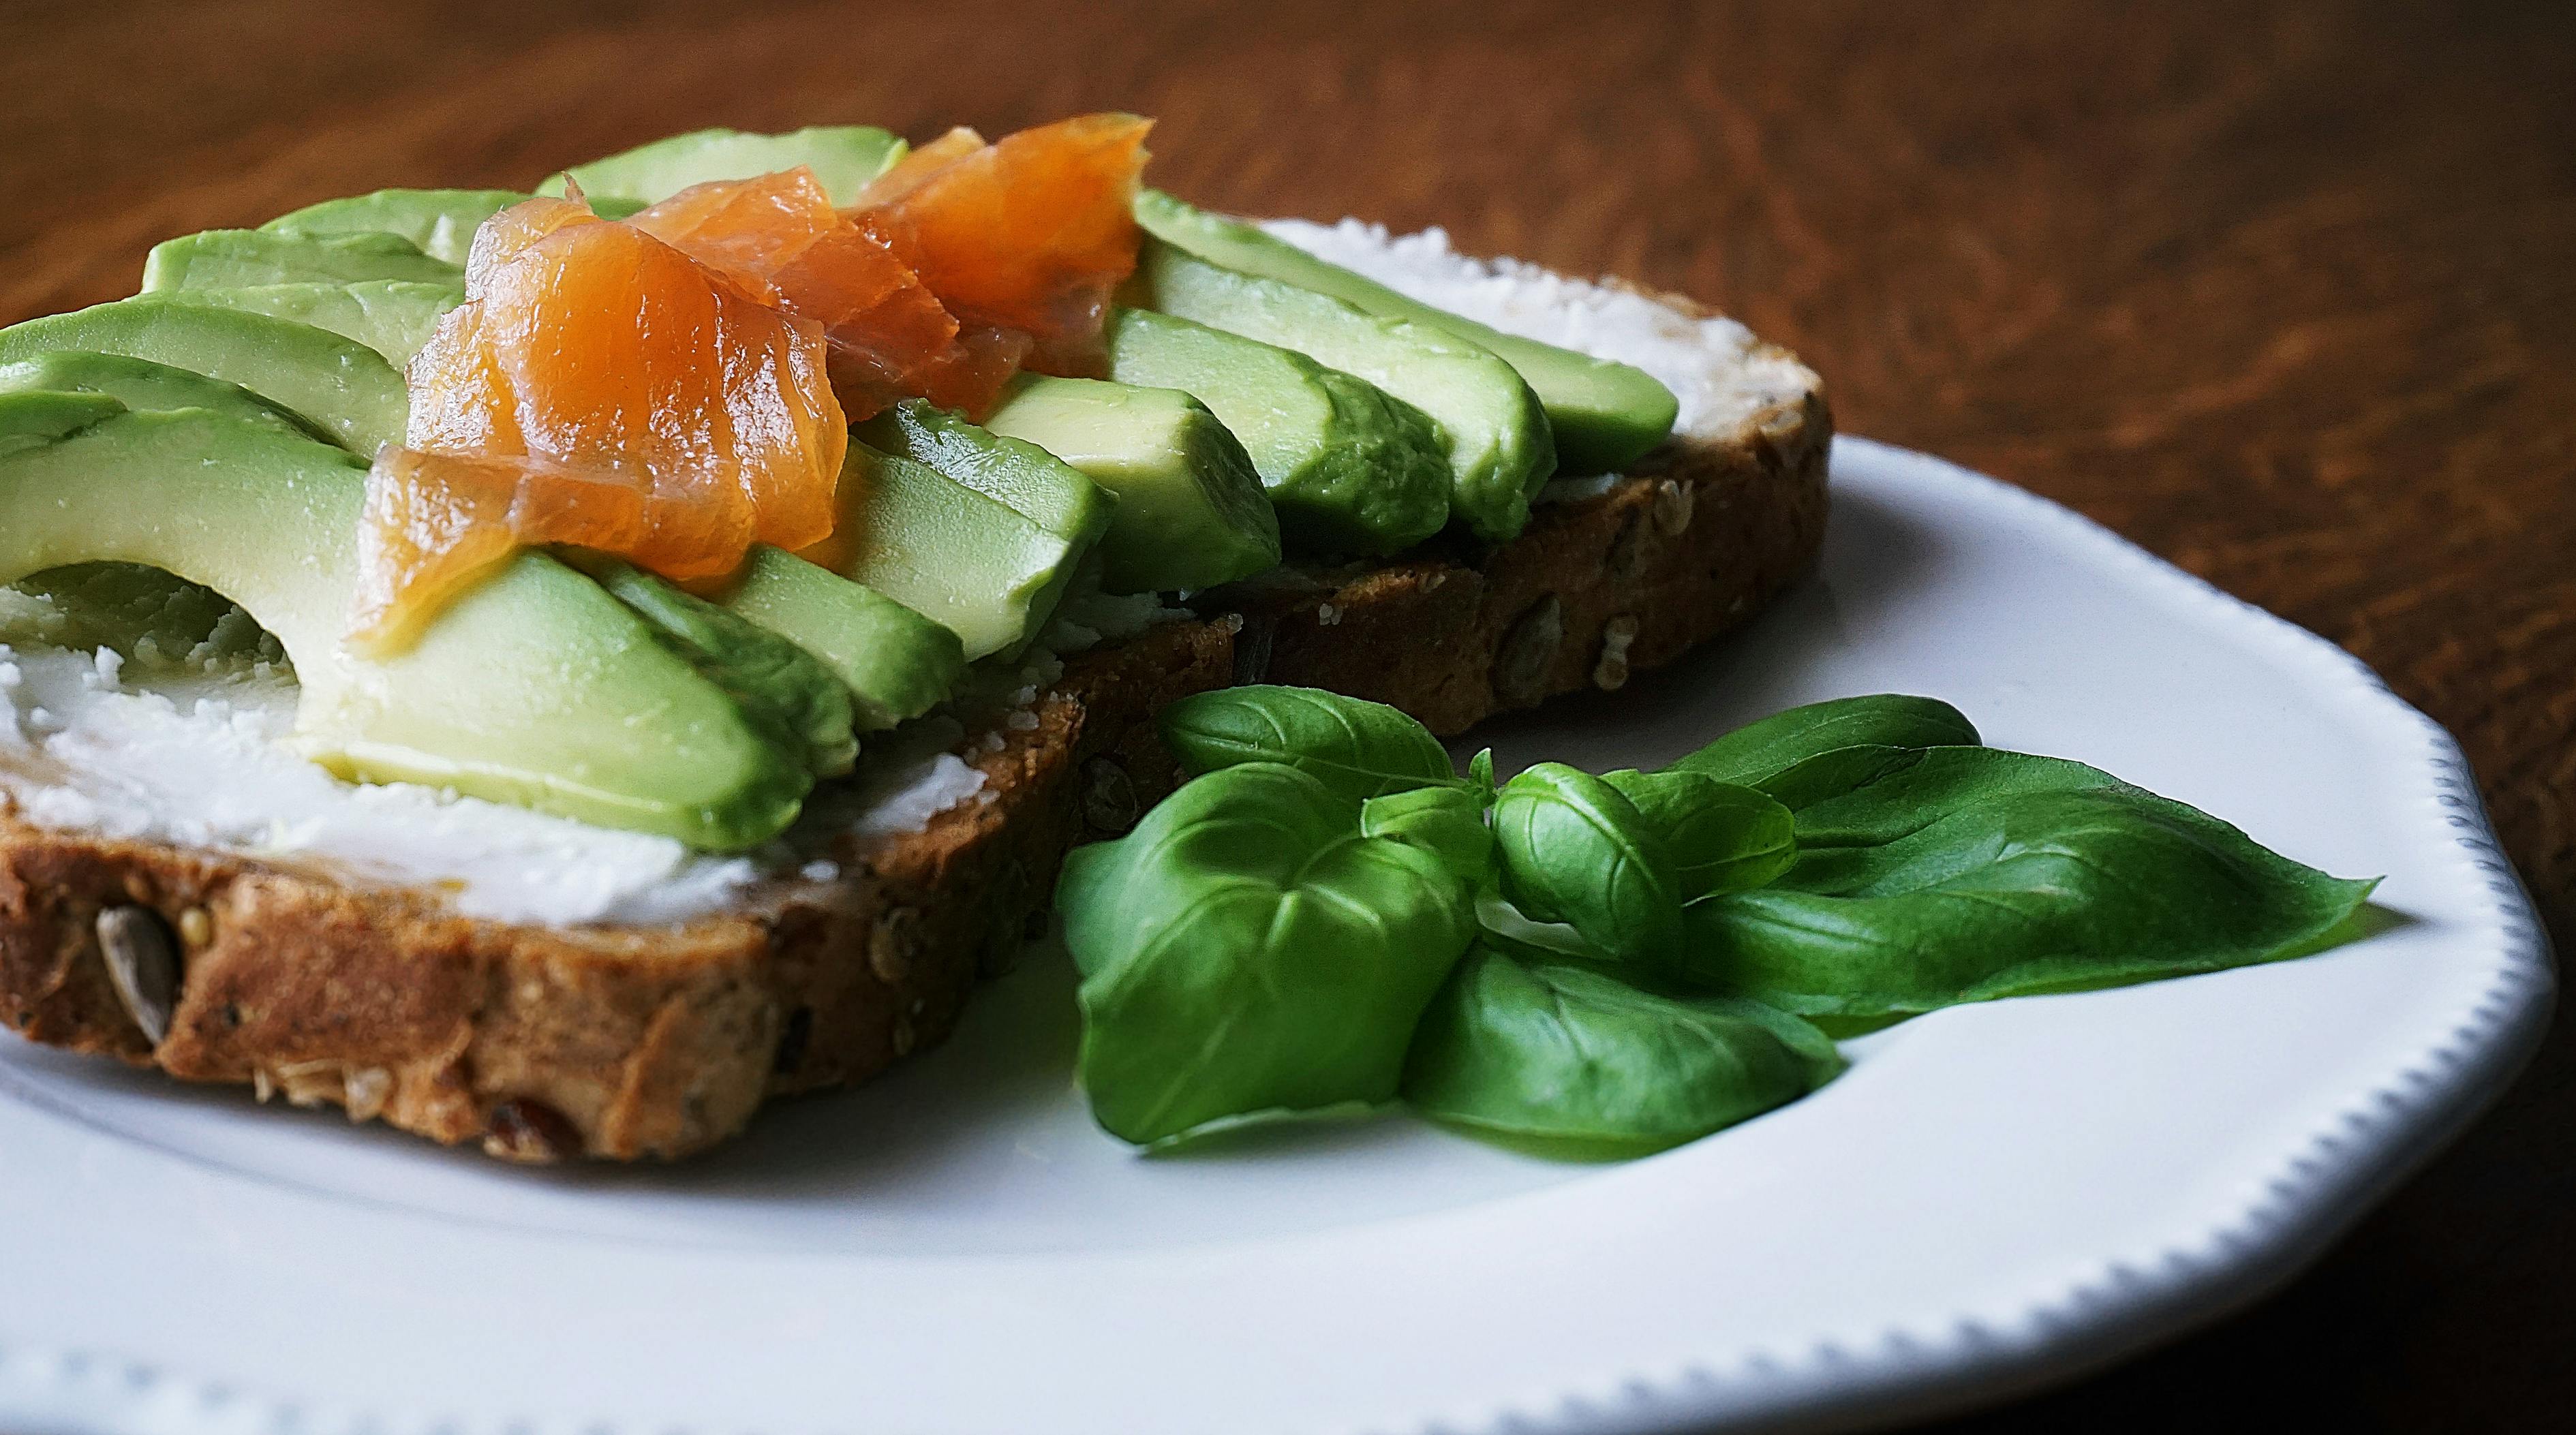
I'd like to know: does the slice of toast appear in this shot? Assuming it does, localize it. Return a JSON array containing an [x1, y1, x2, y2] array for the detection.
[[0, 296, 1830, 1162]]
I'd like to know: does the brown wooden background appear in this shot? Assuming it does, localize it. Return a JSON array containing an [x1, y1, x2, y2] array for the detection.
[[3, 0, 2568, 1428]]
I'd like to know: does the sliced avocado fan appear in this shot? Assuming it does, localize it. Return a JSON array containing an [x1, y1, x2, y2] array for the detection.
[[157, 280, 464, 368], [1134, 189, 1678, 477], [0, 298, 407, 455], [0, 395, 816, 850], [1129, 236, 1555, 542], [140, 228, 462, 292]]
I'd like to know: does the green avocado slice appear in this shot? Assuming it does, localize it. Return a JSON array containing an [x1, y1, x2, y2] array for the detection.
[[0, 398, 811, 849], [981, 374, 1280, 593], [713, 546, 966, 731], [260, 188, 529, 265], [582, 559, 855, 779], [1134, 189, 1678, 476], [812, 440, 1094, 662], [539, 125, 908, 208], [141, 229, 462, 292], [157, 280, 463, 367], [0, 298, 407, 455], [1130, 237, 1555, 542], [1101, 307, 1448, 559], [0, 350, 331, 444], [853, 401, 1114, 651]]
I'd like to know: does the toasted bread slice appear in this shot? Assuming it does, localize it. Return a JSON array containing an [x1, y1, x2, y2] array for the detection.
[[0, 294, 1829, 1161]]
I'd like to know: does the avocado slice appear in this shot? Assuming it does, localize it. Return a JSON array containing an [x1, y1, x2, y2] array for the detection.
[[260, 188, 528, 265], [0, 298, 406, 455], [807, 440, 1091, 662], [1130, 238, 1555, 542], [0, 390, 123, 457], [981, 374, 1279, 593], [157, 280, 463, 368], [1135, 190, 1678, 476], [714, 545, 966, 730], [856, 400, 1115, 542], [539, 125, 908, 208], [582, 559, 855, 778], [140, 229, 463, 293], [0, 398, 812, 848], [0, 350, 331, 444], [853, 400, 1114, 645], [1100, 307, 1447, 558]]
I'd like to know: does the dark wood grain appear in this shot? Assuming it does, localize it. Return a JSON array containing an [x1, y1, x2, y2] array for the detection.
[[1, 0, 2569, 1428]]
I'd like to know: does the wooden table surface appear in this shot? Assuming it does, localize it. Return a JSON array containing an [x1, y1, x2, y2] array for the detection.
[[3, 0, 2569, 1428]]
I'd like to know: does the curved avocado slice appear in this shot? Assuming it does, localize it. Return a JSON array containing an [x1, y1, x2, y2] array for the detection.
[[141, 229, 462, 292], [853, 401, 1114, 651], [583, 560, 855, 778], [0, 398, 810, 849], [1134, 190, 1678, 477], [714, 546, 965, 731], [0, 298, 406, 455], [261, 188, 529, 265], [159, 280, 465, 366], [981, 374, 1281, 593], [0, 350, 331, 444], [539, 125, 908, 208], [0, 390, 123, 457], [1133, 238, 1554, 542], [1102, 307, 1448, 558], [807, 441, 1089, 662]]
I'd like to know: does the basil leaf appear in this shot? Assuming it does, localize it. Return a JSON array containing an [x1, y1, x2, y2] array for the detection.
[[1361, 784, 1494, 889], [1672, 694, 1978, 787], [1402, 943, 1844, 1156], [1159, 683, 1459, 803], [1603, 768, 1796, 900], [1683, 746, 2378, 1021], [1058, 760, 1476, 1145], [1467, 745, 1496, 799], [1492, 762, 1683, 972]]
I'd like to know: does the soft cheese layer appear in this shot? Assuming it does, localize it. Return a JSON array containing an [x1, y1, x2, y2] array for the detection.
[[1, 223, 1811, 925], [0, 641, 987, 925]]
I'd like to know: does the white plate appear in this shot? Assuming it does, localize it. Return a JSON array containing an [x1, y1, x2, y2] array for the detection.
[[0, 438, 2551, 1435]]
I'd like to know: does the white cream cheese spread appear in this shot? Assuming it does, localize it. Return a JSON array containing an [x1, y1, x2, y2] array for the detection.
[[0, 224, 1805, 926]]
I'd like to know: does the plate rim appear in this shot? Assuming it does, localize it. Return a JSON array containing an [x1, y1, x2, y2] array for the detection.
[[0, 435, 2554, 1435]]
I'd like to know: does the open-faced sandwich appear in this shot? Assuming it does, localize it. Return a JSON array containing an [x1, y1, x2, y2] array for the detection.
[[0, 116, 1831, 1160]]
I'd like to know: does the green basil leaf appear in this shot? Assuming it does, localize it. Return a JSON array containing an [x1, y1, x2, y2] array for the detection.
[[1361, 784, 1494, 889], [1671, 694, 1979, 787], [1492, 762, 1683, 971], [1159, 683, 1459, 803], [1058, 760, 1476, 1145], [1603, 768, 1796, 900], [1467, 745, 1496, 799], [1682, 746, 2379, 1021], [1402, 942, 1843, 1156]]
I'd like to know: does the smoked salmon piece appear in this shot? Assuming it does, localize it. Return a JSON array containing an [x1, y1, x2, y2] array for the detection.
[[351, 195, 845, 651], [632, 166, 1012, 418], [855, 113, 1152, 377], [350, 115, 1150, 649]]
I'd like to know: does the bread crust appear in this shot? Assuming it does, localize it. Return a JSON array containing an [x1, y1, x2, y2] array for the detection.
[[0, 339, 1830, 1161]]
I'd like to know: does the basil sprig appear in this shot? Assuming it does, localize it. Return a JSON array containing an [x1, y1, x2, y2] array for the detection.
[[1160, 685, 1462, 802], [1059, 758, 1474, 1145], [1057, 687, 2380, 1159], [1682, 747, 2378, 1025], [1492, 762, 1685, 972], [1603, 768, 1796, 900], [1361, 784, 1495, 889], [1404, 944, 1843, 1157]]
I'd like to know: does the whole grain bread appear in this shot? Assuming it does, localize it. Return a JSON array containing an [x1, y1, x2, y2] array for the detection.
[[0, 326, 1829, 1162]]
